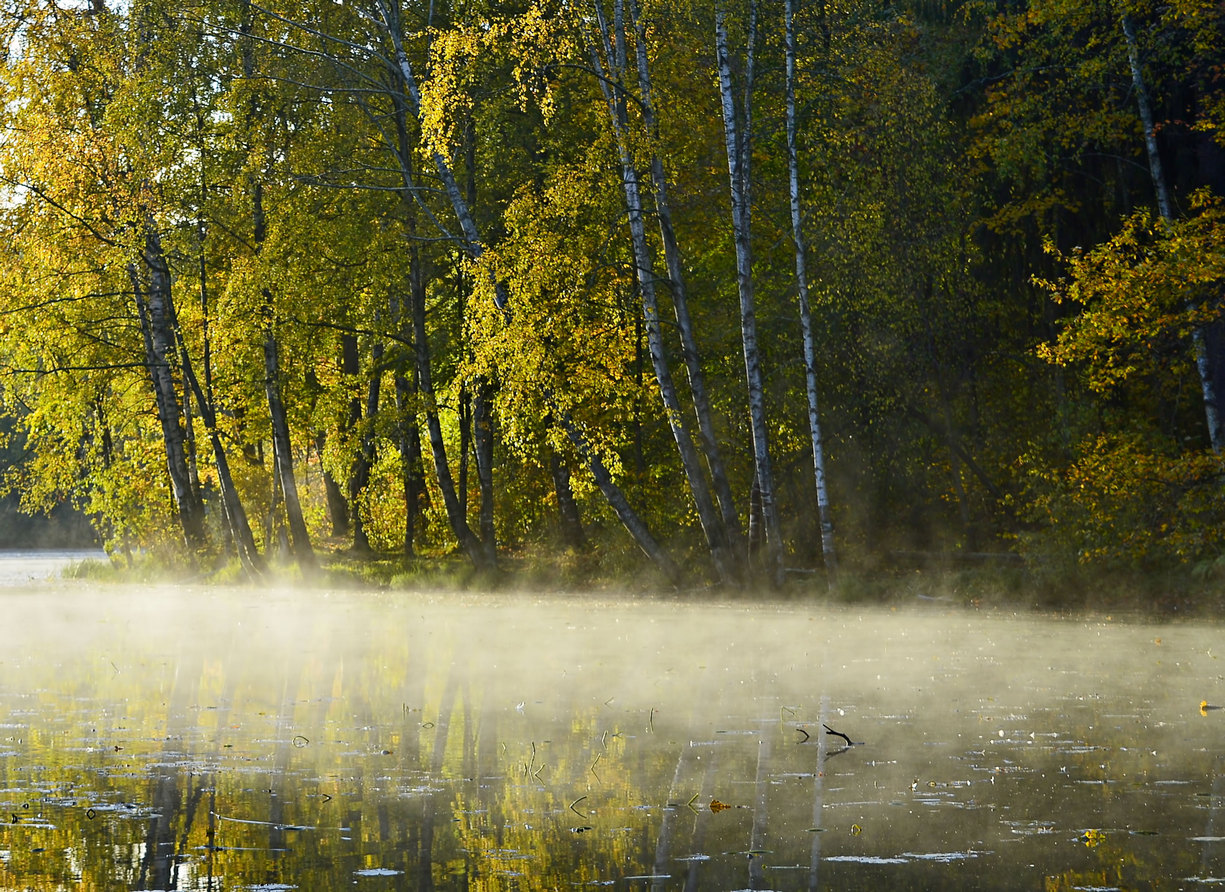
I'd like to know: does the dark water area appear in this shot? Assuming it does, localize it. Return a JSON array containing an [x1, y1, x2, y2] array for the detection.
[[0, 564, 1222, 889]]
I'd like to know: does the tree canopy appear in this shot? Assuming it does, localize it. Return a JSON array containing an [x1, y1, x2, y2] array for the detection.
[[1, 0, 1222, 594]]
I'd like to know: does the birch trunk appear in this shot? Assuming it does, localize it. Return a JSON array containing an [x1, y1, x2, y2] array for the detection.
[[589, 0, 737, 585], [625, 0, 744, 552], [377, 0, 673, 578], [715, 2, 784, 586], [1122, 12, 1225, 453], [785, 0, 836, 582], [130, 226, 208, 550]]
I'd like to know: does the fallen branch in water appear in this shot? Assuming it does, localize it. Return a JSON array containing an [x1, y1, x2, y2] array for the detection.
[[823, 724, 854, 746]]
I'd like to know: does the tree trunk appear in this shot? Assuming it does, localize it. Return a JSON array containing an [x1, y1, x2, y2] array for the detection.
[[410, 257, 489, 569], [390, 294, 427, 557], [171, 299, 265, 577], [1123, 12, 1225, 453], [473, 378, 497, 564], [261, 311, 314, 568], [317, 432, 351, 538], [379, 0, 669, 578], [625, 0, 744, 554], [715, 1, 784, 587], [130, 225, 208, 551], [351, 340, 383, 554], [243, 0, 314, 570], [341, 332, 362, 536], [785, 0, 836, 583], [549, 447, 587, 550], [589, 0, 737, 585]]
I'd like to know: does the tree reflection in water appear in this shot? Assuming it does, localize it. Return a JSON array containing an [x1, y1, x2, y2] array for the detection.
[[0, 586, 1222, 889]]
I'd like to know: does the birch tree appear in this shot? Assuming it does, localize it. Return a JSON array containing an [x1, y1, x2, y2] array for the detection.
[[784, 0, 836, 582], [714, 0, 784, 586]]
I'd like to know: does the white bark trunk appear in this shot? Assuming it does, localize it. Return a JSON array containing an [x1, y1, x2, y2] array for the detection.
[[590, 0, 737, 585], [786, 0, 836, 582], [1122, 12, 1224, 453], [625, 0, 744, 554], [715, 2, 784, 586], [131, 226, 208, 550]]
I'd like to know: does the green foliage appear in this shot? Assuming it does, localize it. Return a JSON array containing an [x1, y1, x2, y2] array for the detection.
[[1038, 193, 1225, 395], [0, 0, 1223, 594]]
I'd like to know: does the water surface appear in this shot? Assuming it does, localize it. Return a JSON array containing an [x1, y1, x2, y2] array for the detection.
[[0, 570, 1221, 889]]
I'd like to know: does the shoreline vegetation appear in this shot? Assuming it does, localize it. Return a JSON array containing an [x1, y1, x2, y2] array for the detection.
[[1, 1, 1223, 604], [54, 544, 1225, 619]]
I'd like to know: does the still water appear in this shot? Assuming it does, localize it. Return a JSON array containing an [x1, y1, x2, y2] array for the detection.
[[0, 566, 1222, 889]]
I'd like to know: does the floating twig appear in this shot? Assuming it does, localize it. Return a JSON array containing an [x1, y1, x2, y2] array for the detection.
[[648, 708, 656, 733], [570, 796, 588, 817], [590, 752, 602, 781], [795, 727, 811, 743], [823, 724, 854, 747]]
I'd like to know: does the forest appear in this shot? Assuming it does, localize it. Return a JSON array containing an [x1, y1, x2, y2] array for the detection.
[[0, 0, 1221, 595]]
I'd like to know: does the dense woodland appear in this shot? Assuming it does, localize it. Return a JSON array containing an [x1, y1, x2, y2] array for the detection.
[[0, 0, 1221, 591]]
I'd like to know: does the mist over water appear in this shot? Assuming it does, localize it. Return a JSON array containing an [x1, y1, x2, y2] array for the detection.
[[0, 562, 1222, 889]]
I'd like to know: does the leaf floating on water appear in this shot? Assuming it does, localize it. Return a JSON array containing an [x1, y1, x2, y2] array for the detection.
[[1201, 700, 1221, 715], [709, 799, 731, 813], [1080, 828, 1105, 847], [851, 823, 863, 835]]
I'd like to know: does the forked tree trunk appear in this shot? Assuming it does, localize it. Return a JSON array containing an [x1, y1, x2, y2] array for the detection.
[[625, 0, 744, 555], [171, 303, 265, 577], [130, 226, 208, 551], [378, 0, 672, 578], [589, 0, 737, 585]]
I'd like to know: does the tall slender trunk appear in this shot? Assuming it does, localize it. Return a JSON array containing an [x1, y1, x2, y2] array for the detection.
[[625, 0, 743, 552], [410, 249, 489, 568], [390, 293, 426, 557], [1123, 12, 1225, 453], [171, 300, 264, 577], [785, 0, 836, 583], [589, 0, 736, 585], [130, 225, 208, 551], [341, 333, 362, 535], [473, 379, 496, 564], [243, 3, 313, 569], [715, 1, 784, 587], [351, 340, 383, 554], [379, 0, 669, 577]]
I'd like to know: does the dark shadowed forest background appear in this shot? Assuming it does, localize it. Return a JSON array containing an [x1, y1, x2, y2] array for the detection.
[[0, 0, 1221, 599]]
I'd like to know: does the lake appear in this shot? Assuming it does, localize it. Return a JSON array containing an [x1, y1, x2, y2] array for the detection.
[[0, 560, 1221, 889]]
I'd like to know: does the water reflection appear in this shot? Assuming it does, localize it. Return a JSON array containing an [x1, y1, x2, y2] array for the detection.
[[0, 582, 1222, 889]]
